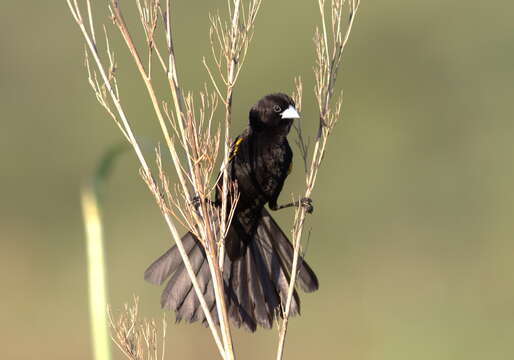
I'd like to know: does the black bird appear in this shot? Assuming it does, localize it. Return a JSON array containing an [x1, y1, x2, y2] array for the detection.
[[145, 93, 319, 332]]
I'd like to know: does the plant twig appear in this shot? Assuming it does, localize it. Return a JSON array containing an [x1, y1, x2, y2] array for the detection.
[[67, 1, 229, 357], [276, 1, 360, 359], [203, 0, 262, 274], [108, 297, 167, 360]]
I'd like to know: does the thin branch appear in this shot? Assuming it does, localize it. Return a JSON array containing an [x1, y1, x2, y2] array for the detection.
[[108, 297, 166, 360], [67, 1, 227, 357], [291, 77, 309, 173], [277, 1, 360, 359]]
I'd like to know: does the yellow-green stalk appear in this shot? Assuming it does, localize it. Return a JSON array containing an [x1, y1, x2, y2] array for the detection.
[[81, 185, 112, 360]]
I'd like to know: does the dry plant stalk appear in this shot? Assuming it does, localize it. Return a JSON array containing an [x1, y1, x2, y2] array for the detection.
[[67, 0, 262, 359], [108, 297, 167, 360], [203, 0, 262, 267], [276, 1, 360, 359]]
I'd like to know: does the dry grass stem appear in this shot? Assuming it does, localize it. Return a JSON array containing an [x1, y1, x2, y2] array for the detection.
[[69, 0, 226, 357], [291, 77, 309, 173], [108, 297, 167, 360], [276, 1, 360, 359], [203, 0, 262, 270]]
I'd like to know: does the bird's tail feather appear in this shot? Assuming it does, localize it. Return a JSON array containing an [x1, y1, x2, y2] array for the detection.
[[144, 208, 319, 332]]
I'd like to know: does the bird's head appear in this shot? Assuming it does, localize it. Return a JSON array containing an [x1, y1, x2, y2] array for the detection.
[[249, 93, 300, 135]]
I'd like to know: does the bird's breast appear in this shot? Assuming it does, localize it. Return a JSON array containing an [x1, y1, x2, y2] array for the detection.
[[233, 138, 291, 204]]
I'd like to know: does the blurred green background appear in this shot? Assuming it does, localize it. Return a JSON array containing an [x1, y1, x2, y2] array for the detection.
[[2, 0, 514, 359]]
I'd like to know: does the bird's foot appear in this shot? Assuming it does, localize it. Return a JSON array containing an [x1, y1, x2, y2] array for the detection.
[[300, 197, 314, 214], [191, 195, 202, 209], [191, 195, 218, 209]]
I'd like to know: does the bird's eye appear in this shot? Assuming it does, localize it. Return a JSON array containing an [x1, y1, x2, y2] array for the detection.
[[273, 105, 282, 113]]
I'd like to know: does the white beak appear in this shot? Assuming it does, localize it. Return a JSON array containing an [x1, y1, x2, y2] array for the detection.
[[281, 105, 300, 119]]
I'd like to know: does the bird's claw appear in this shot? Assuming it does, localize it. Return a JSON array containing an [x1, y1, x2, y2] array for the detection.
[[301, 197, 314, 214], [191, 195, 218, 209], [191, 195, 201, 209]]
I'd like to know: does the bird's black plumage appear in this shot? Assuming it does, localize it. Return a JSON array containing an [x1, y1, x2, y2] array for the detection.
[[145, 93, 319, 332]]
